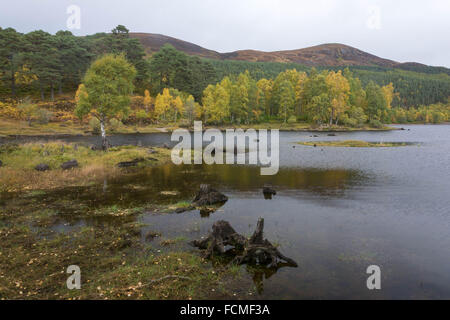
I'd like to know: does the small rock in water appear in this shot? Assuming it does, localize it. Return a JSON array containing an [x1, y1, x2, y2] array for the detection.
[[175, 206, 195, 214], [35, 163, 50, 171], [175, 207, 186, 213], [145, 231, 161, 242], [263, 184, 276, 196], [327, 133, 336, 136], [61, 159, 78, 170]]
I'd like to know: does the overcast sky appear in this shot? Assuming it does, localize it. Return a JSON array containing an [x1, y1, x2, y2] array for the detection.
[[1, 0, 449, 67]]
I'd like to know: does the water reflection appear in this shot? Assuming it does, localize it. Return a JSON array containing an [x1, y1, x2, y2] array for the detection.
[[5, 163, 367, 296], [198, 204, 226, 218], [208, 245, 297, 295], [247, 264, 293, 295], [15, 164, 365, 220]]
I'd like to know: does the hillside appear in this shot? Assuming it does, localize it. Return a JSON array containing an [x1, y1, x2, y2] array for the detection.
[[130, 33, 449, 72], [130, 33, 222, 59], [220, 43, 398, 67]]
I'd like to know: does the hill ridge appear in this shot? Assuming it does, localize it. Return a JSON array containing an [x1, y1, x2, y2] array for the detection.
[[129, 32, 449, 72]]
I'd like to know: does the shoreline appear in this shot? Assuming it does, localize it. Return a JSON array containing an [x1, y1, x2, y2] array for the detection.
[[0, 121, 400, 140]]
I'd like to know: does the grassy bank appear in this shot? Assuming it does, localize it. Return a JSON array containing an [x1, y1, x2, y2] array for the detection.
[[297, 140, 410, 147], [0, 119, 395, 137], [0, 119, 172, 137], [0, 143, 171, 192]]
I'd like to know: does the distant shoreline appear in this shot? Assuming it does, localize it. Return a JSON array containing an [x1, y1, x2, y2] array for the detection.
[[2, 121, 449, 140], [0, 119, 401, 139]]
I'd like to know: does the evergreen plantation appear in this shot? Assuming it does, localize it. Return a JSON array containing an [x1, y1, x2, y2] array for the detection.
[[0, 25, 449, 129], [209, 59, 450, 109]]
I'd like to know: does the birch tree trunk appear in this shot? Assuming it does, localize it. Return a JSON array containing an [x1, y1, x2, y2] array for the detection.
[[100, 117, 108, 150]]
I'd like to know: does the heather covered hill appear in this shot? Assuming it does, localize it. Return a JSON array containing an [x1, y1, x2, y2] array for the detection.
[[131, 32, 398, 67], [220, 43, 398, 67], [130, 32, 221, 59], [130, 33, 450, 73]]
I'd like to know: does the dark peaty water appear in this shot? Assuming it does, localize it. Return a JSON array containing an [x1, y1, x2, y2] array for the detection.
[[3, 124, 450, 299]]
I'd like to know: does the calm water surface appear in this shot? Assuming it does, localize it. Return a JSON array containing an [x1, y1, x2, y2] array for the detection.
[[2, 124, 450, 299]]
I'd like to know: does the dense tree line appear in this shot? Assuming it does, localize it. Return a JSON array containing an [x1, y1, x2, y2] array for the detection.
[[147, 44, 216, 101], [0, 25, 146, 99], [207, 60, 450, 109], [116, 67, 449, 128], [198, 68, 398, 127], [1, 57, 448, 129], [346, 68, 449, 108], [1, 25, 448, 118]]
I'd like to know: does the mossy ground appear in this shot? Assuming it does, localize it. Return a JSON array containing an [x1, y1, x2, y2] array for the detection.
[[0, 219, 241, 299], [297, 140, 409, 147], [0, 146, 246, 300]]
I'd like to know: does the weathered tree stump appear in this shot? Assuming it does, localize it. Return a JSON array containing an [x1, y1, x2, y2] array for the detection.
[[170, 185, 228, 214], [192, 184, 228, 206], [117, 158, 145, 168], [191, 218, 297, 268], [263, 184, 276, 199], [35, 163, 50, 171], [263, 184, 276, 195], [61, 159, 78, 170]]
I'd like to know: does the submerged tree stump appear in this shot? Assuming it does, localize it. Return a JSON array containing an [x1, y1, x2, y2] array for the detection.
[[192, 184, 228, 206], [191, 218, 297, 268]]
